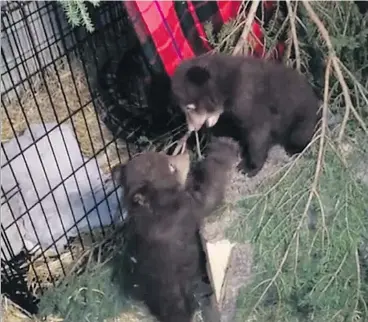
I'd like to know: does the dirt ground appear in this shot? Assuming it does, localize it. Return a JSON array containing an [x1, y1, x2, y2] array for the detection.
[[202, 145, 293, 322]]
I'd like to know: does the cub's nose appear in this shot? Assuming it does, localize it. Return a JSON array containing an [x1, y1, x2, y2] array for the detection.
[[186, 113, 206, 132], [205, 112, 222, 128]]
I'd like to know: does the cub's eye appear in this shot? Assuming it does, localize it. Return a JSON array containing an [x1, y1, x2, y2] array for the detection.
[[186, 104, 196, 111], [169, 163, 176, 173]]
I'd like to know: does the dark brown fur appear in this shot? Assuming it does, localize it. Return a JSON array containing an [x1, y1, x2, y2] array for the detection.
[[113, 137, 239, 322], [171, 53, 320, 177]]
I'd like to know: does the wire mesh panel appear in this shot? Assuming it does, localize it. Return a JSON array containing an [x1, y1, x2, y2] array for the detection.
[[1, 1, 134, 312]]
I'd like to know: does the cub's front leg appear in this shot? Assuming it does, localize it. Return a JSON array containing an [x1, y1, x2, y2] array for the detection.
[[187, 137, 240, 216]]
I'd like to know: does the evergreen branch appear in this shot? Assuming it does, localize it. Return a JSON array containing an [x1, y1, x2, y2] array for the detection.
[[57, 0, 100, 33]]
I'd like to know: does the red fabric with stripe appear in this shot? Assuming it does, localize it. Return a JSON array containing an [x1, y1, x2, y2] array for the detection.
[[186, 1, 212, 53], [124, 1, 284, 76], [217, 1, 241, 22]]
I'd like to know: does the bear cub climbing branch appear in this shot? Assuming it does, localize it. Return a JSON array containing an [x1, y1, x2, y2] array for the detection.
[[113, 136, 239, 322]]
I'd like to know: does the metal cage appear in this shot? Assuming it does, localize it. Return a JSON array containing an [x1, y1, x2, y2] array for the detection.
[[1, 1, 133, 313]]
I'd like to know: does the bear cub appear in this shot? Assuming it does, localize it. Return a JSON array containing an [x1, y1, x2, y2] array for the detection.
[[113, 137, 239, 322], [171, 53, 320, 177]]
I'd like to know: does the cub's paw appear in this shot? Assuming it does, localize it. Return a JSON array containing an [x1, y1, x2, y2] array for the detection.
[[237, 159, 262, 178], [246, 167, 262, 178]]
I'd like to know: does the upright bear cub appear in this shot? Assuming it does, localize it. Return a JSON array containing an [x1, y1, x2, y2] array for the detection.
[[171, 53, 320, 177], [113, 137, 239, 322]]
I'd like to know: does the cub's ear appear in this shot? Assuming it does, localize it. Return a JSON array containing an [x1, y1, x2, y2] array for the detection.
[[111, 164, 126, 185], [186, 66, 211, 86]]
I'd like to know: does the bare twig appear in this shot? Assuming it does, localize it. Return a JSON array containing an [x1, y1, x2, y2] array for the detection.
[[214, 20, 246, 52], [302, 1, 355, 144], [172, 131, 191, 156], [233, 0, 261, 55], [285, 0, 301, 71], [172, 131, 203, 159], [284, 30, 293, 63], [195, 131, 202, 159]]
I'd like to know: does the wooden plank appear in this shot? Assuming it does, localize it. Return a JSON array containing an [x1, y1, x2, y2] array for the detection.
[[199, 229, 236, 322]]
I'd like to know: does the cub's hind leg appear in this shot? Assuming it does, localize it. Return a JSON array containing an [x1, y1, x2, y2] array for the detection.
[[238, 123, 272, 177], [284, 117, 317, 156]]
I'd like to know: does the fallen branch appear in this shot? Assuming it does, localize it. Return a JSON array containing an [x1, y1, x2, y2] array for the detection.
[[251, 57, 332, 313], [302, 1, 354, 144]]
